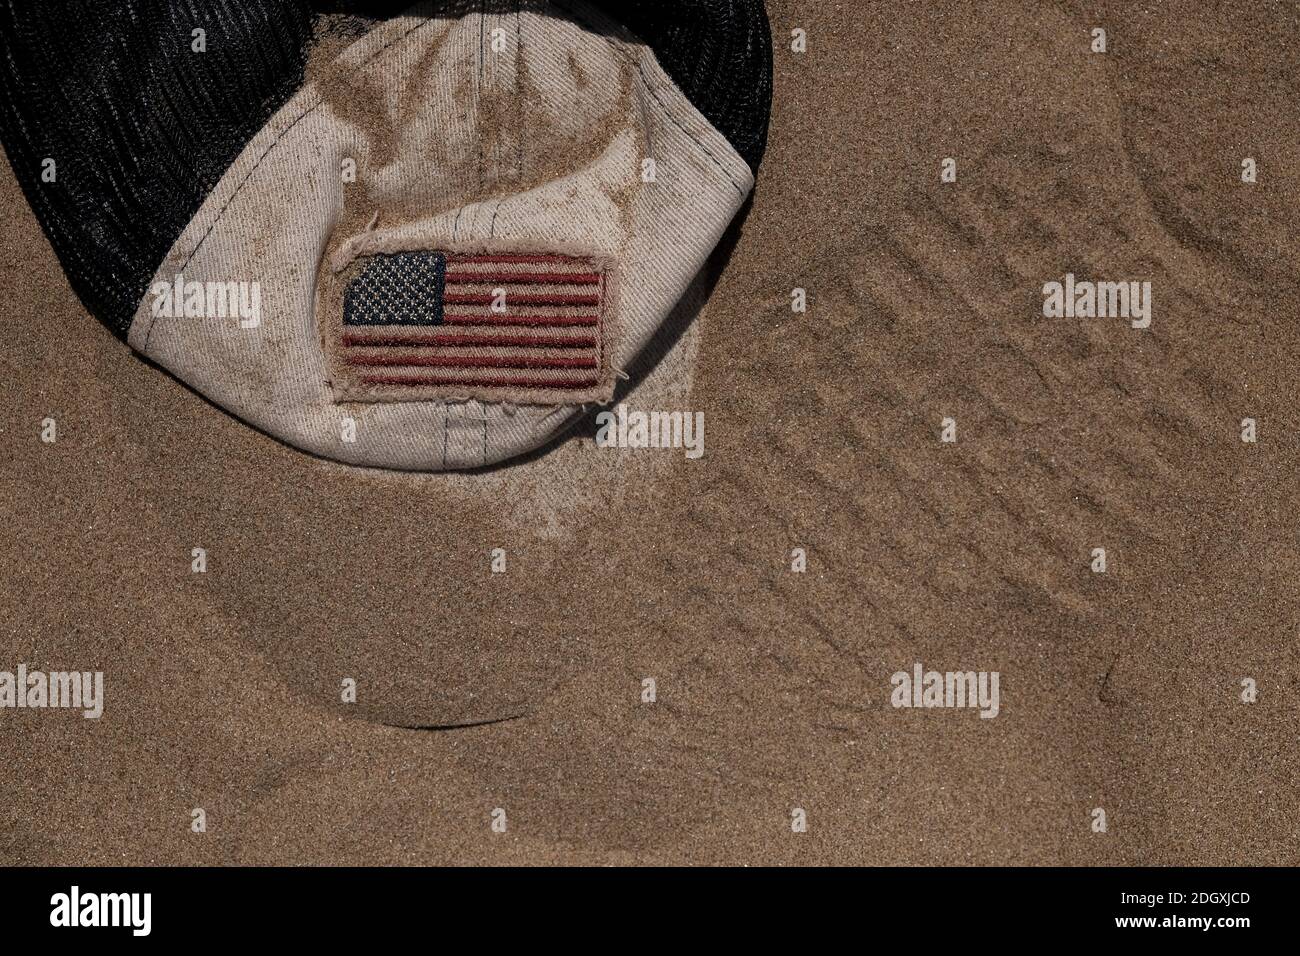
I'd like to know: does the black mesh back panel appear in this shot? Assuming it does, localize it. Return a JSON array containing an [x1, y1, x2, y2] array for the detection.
[[0, 1, 772, 341], [0, 1, 319, 339], [590, 1, 771, 173]]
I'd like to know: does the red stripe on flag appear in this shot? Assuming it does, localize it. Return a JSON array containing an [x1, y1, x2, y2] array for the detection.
[[451, 254, 573, 265], [361, 374, 600, 389], [342, 332, 597, 349], [346, 354, 598, 370], [442, 292, 600, 306], [440, 313, 599, 327], [443, 272, 601, 285]]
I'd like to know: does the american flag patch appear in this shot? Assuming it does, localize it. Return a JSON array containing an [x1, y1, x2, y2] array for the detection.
[[334, 250, 610, 404]]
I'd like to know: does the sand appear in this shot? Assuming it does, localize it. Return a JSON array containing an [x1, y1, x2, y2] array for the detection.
[[2, 0, 1298, 865]]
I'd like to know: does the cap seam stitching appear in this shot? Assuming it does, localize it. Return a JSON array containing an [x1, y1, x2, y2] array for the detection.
[[547, 0, 750, 197]]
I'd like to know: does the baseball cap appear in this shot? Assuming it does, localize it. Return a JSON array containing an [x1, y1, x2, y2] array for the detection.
[[0, 0, 771, 470]]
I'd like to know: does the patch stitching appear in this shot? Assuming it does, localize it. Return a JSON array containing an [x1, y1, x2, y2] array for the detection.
[[326, 248, 613, 406]]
